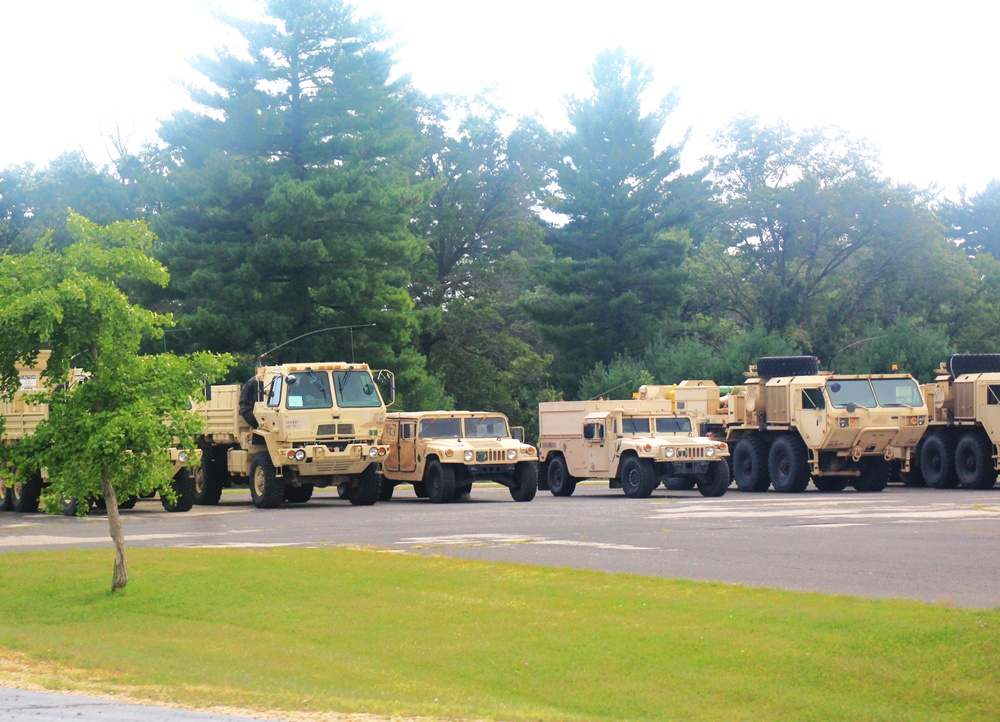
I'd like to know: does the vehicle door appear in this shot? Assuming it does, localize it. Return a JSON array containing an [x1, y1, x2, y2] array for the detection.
[[383, 420, 400, 472], [583, 412, 610, 474], [397, 420, 418, 472], [798, 386, 827, 447]]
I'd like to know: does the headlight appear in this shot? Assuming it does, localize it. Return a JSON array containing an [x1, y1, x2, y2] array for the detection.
[[464, 450, 474, 462], [178, 451, 188, 463], [665, 448, 675, 458], [706, 447, 715, 457], [368, 447, 379, 458], [294, 449, 306, 462], [507, 449, 518, 460]]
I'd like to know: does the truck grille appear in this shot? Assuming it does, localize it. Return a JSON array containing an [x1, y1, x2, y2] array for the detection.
[[475, 449, 506, 463], [668, 447, 707, 460], [310, 460, 358, 474], [317, 423, 356, 438]]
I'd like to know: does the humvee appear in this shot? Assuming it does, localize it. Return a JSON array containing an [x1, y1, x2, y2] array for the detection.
[[537, 400, 730, 498], [379, 411, 538, 503]]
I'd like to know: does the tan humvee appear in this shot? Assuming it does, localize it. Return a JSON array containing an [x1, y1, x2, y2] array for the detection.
[[909, 354, 1000, 489], [537, 400, 730, 498], [193, 362, 394, 508], [721, 356, 927, 493], [379, 411, 538, 503]]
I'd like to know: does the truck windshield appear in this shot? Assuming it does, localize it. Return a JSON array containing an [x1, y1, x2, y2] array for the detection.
[[826, 379, 877, 408], [419, 417, 462, 438], [333, 370, 382, 408], [656, 417, 692, 433], [871, 378, 924, 407], [622, 417, 651, 434], [285, 371, 332, 409], [463, 416, 509, 438]]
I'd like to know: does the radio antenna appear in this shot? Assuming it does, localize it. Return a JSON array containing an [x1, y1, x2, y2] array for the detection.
[[257, 323, 376, 366]]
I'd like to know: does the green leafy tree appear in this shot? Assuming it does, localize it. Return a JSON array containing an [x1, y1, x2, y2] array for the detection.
[[150, 0, 446, 408], [939, 180, 1000, 256], [829, 322, 953, 382], [0, 213, 232, 591], [533, 48, 692, 396]]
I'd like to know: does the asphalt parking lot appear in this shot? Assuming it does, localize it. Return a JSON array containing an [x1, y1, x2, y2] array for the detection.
[[2, 483, 999, 608]]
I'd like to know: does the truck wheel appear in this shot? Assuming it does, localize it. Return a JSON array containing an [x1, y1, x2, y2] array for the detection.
[[61, 496, 83, 516], [118, 495, 138, 509], [620, 456, 656, 498], [853, 457, 889, 492], [378, 476, 394, 502], [510, 462, 538, 502], [954, 431, 997, 489], [0, 476, 12, 511], [285, 484, 314, 503], [920, 433, 958, 488], [547, 456, 577, 497], [349, 465, 380, 506], [195, 450, 225, 505], [813, 476, 850, 492], [425, 460, 456, 504], [768, 435, 810, 493], [11, 474, 43, 513], [250, 453, 284, 508], [453, 484, 472, 501], [732, 436, 770, 492], [696, 460, 730, 497], [162, 469, 196, 512], [412, 482, 428, 499], [756, 356, 820, 378]]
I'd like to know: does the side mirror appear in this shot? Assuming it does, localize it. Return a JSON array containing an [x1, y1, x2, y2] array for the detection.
[[376, 369, 395, 406], [204, 382, 212, 402], [511, 426, 525, 443]]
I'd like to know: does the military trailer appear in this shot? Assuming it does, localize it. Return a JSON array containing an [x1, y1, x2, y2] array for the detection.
[[379, 411, 538, 503], [536, 400, 730, 498], [194, 362, 393, 508], [0, 352, 198, 514], [911, 354, 1000, 489], [725, 356, 927, 493]]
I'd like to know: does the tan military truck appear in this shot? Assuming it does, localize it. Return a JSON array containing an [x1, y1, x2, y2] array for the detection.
[[910, 354, 1000, 489], [0, 351, 199, 515], [537, 400, 730, 498], [724, 356, 927, 493], [379, 411, 538, 503], [194, 361, 393, 508]]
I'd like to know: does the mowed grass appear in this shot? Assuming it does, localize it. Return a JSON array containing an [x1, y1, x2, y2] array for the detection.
[[0, 548, 998, 721]]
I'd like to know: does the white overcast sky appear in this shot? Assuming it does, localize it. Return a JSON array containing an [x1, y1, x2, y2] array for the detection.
[[1, 0, 997, 198]]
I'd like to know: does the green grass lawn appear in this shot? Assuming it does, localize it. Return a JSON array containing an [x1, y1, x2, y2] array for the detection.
[[0, 547, 997, 721]]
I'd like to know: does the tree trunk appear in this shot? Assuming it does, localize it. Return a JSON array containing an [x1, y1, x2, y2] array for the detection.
[[100, 471, 129, 592]]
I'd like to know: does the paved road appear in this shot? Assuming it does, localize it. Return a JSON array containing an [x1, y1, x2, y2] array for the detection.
[[0, 687, 270, 721], [2, 483, 999, 608]]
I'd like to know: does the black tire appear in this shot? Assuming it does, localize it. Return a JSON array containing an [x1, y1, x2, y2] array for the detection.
[[162, 469, 196, 512], [250, 452, 284, 508], [412, 482, 428, 499], [425, 460, 456, 504], [239, 378, 261, 428], [11, 473, 43, 513], [284, 484, 314, 503], [61, 496, 84, 516], [348, 465, 380, 506], [947, 353, 1000, 377], [732, 436, 771, 492], [756, 356, 820, 378], [510, 462, 538, 502], [377, 476, 395, 502], [663, 476, 697, 491], [696, 460, 730, 497], [453, 484, 473, 501], [920, 433, 959, 489], [546, 455, 578, 497], [954, 431, 997, 490], [768, 435, 810, 493], [118, 495, 138, 509], [813, 476, 850, 492], [337, 484, 350, 499], [0, 476, 13, 512], [195, 448, 225, 506], [620, 456, 657, 498], [853, 457, 890, 492]]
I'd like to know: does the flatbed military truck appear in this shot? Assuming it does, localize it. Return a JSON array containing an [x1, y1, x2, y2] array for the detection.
[[0, 352, 197, 514], [725, 356, 927, 493], [910, 354, 1000, 489], [537, 400, 731, 498], [194, 361, 393, 508], [379, 411, 538, 503]]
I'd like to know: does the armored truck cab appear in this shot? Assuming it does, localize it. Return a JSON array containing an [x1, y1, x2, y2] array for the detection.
[[537, 400, 730, 498], [379, 411, 538, 503], [194, 362, 393, 508]]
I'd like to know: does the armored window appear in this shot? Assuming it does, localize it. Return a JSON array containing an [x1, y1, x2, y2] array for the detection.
[[622, 417, 650, 434], [419, 417, 462, 438], [988, 386, 1000, 405], [464, 416, 509, 438], [656, 417, 692, 433], [801, 388, 825, 410], [871, 378, 923, 408], [267, 376, 283, 408], [400, 422, 415, 439], [826, 379, 876, 408], [333, 370, 381, 408], [583, 422, 604, 441], [287, 371, 332, 409]]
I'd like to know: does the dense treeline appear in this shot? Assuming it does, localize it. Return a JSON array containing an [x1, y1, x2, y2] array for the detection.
[[2, 0, 998, 436]]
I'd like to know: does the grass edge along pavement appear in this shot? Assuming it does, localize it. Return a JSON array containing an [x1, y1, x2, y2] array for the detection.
[[0, 548, 997, 721]]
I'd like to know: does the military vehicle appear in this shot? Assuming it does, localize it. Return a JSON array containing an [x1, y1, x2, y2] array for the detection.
[[379, 411, 538, 503], [724, 356, 927, 493], [0, 351, 199, 515], [536, 400, 730, 498], [910, 354, 1000, 489], [194, 362, 393, 508]]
